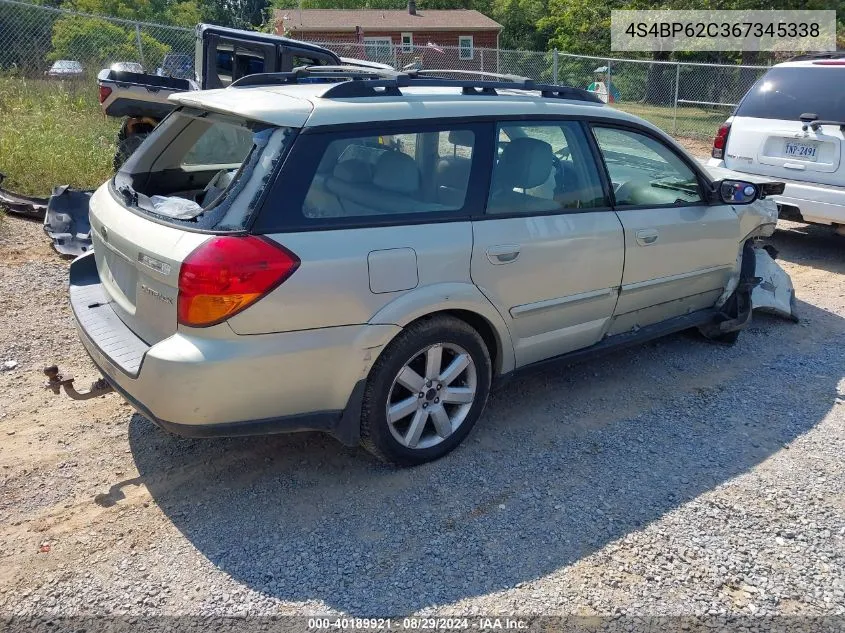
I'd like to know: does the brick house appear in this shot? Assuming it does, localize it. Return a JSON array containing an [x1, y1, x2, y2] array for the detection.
[[274, 2, 502, 72]]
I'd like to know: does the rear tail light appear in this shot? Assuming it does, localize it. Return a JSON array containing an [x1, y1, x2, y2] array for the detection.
[[177, 236, 299, 327], [98, 85, 112, 103], [712, 122, 731, 159]]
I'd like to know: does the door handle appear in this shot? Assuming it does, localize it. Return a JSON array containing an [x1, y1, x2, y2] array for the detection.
[[486, 244, 521, 264], [636, 229, 659, 246]]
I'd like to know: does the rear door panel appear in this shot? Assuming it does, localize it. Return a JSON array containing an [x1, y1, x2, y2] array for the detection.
[[471, 213, 623, 366], [469, 120, 624, 368]]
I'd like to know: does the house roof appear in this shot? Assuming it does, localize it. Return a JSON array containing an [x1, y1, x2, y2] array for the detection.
[[275, 9, 502, 33]]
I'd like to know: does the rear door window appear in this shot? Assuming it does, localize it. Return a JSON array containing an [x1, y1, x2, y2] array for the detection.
[[488, 121, 608, 214], [736, 66, 845, 121]]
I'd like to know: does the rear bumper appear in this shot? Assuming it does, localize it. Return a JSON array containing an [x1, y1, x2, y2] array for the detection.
[[69, 252, 398, 441], [771, 180, 845, 225]]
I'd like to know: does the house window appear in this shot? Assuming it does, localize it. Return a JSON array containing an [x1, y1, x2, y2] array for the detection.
[[401, 32, 413, 53], [364, 37, 393, 64], [459, 35, 473, 60]]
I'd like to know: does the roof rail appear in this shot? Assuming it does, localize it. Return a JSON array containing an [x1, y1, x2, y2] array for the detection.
[[229, 65, 603, 104], [230, 64, 401, 88], [788, 51, 845, 61]]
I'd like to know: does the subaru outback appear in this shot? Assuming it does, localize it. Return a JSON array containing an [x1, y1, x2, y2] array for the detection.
[[64, 67, 793, 466]]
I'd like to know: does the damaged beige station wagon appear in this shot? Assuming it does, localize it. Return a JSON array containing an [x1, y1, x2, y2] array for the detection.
[[51, 67, 797, 466]]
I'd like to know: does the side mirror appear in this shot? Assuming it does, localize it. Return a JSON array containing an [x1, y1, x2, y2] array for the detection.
[[718, 179, 758, 205]]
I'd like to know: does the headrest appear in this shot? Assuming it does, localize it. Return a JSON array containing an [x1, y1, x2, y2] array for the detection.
[[373, 151, 420, 194], [448, 129, 475, 148], [436, 157, 471, 188], [497, 137, 553, 189], [317, 142, 343, 174], [332, 159, 372, 183]]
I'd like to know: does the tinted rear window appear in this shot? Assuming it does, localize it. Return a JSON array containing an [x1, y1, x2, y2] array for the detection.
[[736, 66, 845, 121]]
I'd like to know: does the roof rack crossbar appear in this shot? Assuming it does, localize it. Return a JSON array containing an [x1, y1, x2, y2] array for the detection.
[[229, 66, 602, 104]]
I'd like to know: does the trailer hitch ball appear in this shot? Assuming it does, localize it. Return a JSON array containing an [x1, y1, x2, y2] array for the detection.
[[44, 365, 113, 400]]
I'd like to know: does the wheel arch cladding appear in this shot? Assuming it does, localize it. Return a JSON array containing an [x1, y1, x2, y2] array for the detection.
[[376, 309, 503, 378], [366, 282, 515, 375]]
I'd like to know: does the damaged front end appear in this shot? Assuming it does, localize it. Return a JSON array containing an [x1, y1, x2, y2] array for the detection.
[[701, 188, 798, 340]]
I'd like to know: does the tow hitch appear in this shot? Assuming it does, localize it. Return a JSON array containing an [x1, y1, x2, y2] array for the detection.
[[43, 365, 113, 400]]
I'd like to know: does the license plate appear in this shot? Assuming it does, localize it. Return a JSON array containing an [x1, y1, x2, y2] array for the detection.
[[783, 141, 818, 161]]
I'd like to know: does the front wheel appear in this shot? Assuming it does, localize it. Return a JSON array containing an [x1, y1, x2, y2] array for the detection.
[[360, 316, 492, 466]]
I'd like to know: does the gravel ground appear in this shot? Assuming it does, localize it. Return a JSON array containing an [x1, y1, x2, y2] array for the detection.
[[0, 215, 844, 625]]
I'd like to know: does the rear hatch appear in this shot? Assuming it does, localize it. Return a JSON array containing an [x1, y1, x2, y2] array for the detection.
[[725, 64, 845, 187], [92, 103, 299, 344], [89, 188, 208, 344]]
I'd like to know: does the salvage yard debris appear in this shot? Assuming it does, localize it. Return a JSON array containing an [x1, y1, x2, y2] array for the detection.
[[0, 173, 47, 220], [0, 172, 93, 257]]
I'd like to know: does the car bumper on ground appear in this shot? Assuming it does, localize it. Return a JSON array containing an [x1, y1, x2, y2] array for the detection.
[[68, 252, 398, 442]]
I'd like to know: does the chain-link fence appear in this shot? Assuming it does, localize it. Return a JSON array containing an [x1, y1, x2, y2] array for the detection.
[[310, 40, 770, 139], [0, 0, 194, 78], [0, 0, 773, 140]]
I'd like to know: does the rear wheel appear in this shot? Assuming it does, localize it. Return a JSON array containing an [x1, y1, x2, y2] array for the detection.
[[360, 315, 491, 466]]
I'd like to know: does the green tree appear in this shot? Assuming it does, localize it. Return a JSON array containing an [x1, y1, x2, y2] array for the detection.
[[198, 0, 270, 28], [49, 15, 170, 69], [491, 0, 546, 50], [66, 0, 205, 27]]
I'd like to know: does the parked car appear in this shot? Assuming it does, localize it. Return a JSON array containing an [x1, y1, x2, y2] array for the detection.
[[708, 53, 845, 235], [45, 60, 83, 78], [110, 61, 144, 73], [97, 24, 392, 170], [66, 68, 791, 466]]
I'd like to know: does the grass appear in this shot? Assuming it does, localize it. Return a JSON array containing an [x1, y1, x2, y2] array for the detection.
[[0, 75, 119, 196], [614, 101, 730, 141]]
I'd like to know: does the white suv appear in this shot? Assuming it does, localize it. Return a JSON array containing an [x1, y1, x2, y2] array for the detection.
[[708, 54, 845, 234]]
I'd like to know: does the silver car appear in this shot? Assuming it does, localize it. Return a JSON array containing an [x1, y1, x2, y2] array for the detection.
[[67, 68, 793, 466], [45, 60, 83, 78]]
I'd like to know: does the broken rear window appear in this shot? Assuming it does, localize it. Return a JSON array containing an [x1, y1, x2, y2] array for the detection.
[[113, 108, 294, 231]]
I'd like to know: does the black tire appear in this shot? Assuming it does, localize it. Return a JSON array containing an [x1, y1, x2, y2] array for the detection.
[[360, 315, 492, 467], [698, 327, 740, 345], [113, 132, 149, 171]]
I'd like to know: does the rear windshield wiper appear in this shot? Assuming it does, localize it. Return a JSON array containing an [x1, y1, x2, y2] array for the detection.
[[799, 113, 845, 132]]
